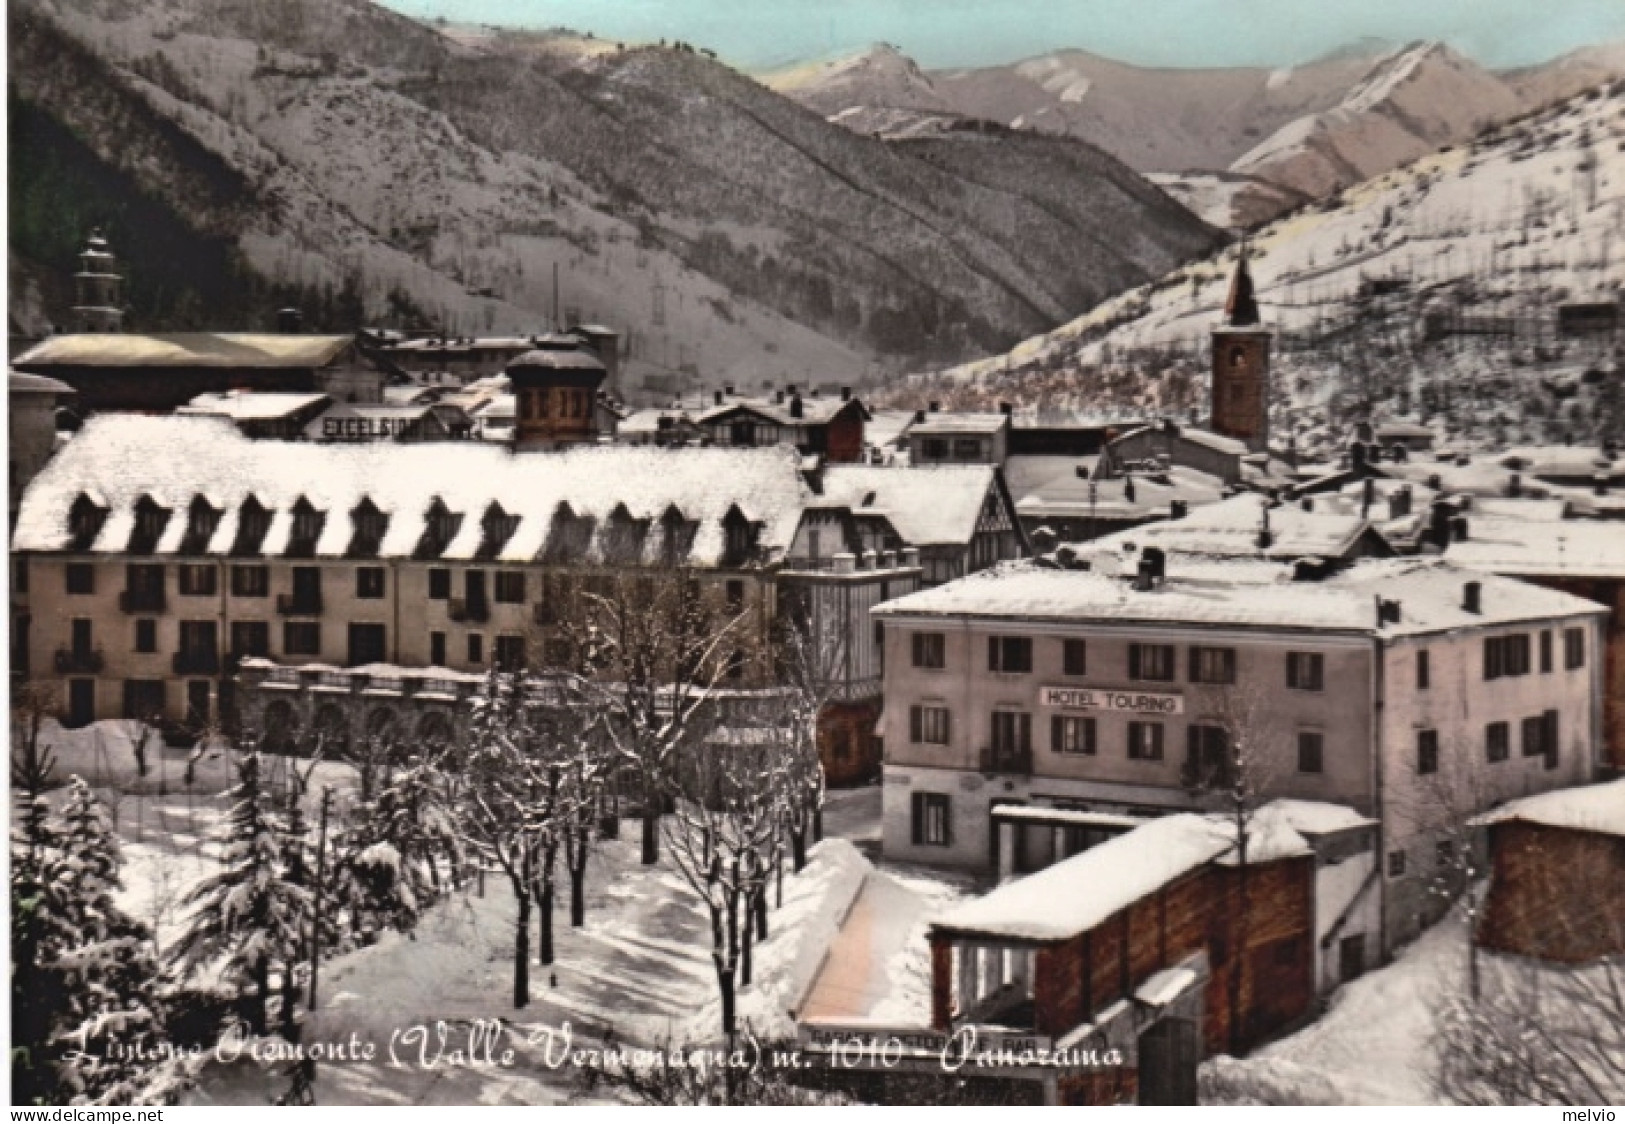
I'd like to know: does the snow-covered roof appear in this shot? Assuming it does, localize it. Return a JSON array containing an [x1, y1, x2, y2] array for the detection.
[[990, 805, 1147, 831], [1084, 493, 1377, 560], [906, 412, 1009, 436], [1263, 799, 1377, 836], [14, 333, 355, 369], [699, 394, 862, 428], [1114, 424, 1248, 457], [9, 370, 74, 396], [14, 414, 810, 568], [1472, 779, 1625, 837], [178, 390, 331, 421], [1445, 517, 1625, 580], [1016, 467, 1225, 521], [819, 464, 998, 547], [874, 554, 1606, 637], [934, 807, 1312, 942]]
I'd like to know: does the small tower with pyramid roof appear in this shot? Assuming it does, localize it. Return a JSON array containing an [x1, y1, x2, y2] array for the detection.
[[72, 228, 124, 333], [1210, 246, 1271, 451]]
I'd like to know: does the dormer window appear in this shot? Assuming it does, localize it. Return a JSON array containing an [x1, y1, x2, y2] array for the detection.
[[415, 497, 463, 559], [287, 497, 326, 558], [232, 496, 272, 556], [128, 495, 171, 555], [659, 505, 696, 566], [721, 506, 757, 567], [602, 504, 649, 565], [180, 496, 222, 555], [478, 501, 521, 559], [67, 494, 108, 551], [542, 502, 594, 564], [349, 498, 389, 558]]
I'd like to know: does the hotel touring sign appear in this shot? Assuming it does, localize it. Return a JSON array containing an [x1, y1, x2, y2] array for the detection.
[[1039, 686, 1184, 715]]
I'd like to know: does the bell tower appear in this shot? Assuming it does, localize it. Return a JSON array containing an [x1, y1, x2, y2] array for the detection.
[[72, 229, 125, 333], [1210, 248, 1271, 451]]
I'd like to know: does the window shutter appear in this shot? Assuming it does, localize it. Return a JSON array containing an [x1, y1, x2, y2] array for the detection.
[[1129, 644, 1142, 679], [1188, 648, 1199, 682], [911, 793, 924, 845], [1085, 718, 1097, 755], [988, 636, 999, 671], [1187, 725, 1201, 767], [944, 710, 951, 744], [1052, 715, 1063, 753], [909, 706, 922, 743], [942, 798, 953, 847]]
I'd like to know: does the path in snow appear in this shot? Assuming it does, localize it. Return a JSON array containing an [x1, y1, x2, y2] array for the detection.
[[799, 873, 926, 1021]]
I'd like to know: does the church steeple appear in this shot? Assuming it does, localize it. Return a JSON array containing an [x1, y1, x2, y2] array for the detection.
[[72, 228, 124, 333], [1210, 245, 1272, 452]]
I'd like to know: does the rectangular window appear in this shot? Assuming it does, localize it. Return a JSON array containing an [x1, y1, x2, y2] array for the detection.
[[231, 564, 269, 597], [912, 632, 946, 669], [348, 623, 387, 666], [911, 792, 951, 847], [467, 634, 484, 665], [1188, 646, 1236, 685], [66, 563, 95, 595], [987, 636, 1032, 673], [495, 634, 527, 671], [991, 711, 1032, 760], [1565, 627, 1586, 670], [921, 438, 949, 461], [1523, 710, 1560, 768], [1051, 715, 1096, 755], [1187, 725, 1231, 786], [1298, 731, 1324, 774], [230, 621, 269, 659], [1129, 643, 1176, 682], [1387, 849, 1407, 877], [178, 564, 217, 596], [1484, 634, 1531, 680], [1062, 639, 1087, 677], [494, 571, 526, 603], [1486, 721, 1509, 763], [1417, 729, 1439, 775], [428, 568, 451, 600], [135, 619, 157, 654], [429, 631, 447, 666], [909, 705, 951, 745], [283, 621, 321, 657], [1417, 649, 1430, 691], [1287, 651, 1325, 691], [952, 438, 981, 461], [178, 619, 217, 656], [356, 567, 386, 599], [1539, 629, 1553, 673], [71, 618, 93, 656], [1127, 721, 1165, 761], [122, 680, 167, 721]]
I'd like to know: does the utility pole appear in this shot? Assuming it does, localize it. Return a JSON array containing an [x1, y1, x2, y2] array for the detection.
[[553, 262, 561, 329]]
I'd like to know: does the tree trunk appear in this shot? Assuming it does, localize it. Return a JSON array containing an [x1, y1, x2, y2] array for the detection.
[[569, 833, 588, 928], [281, 959, 301, 1039], [539, 877, 555, 967], [791, 826, 807, 872], [755, 889, 768, 941], [717, 962, 736, 1037], [641, 808, 660, 865], [741, 901, 754, 987], [813, 805, 824, 842], [513, 883, 532, 1010]]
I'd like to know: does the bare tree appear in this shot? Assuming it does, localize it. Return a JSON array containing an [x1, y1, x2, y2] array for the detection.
[[664, 733, 783, 1038], [560, 569, 753, 865], [1183, 679, 1292, 1054], [772, 614, 837, 871]]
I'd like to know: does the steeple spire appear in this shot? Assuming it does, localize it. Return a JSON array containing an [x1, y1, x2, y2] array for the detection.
[[1222, 243, 1260, 328]]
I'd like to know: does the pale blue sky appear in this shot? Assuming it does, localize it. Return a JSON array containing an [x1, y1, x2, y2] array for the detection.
[[380, 0, 1625, 70]]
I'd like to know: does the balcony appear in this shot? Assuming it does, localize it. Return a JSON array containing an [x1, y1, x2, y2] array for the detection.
[[54, 648, 105, 674], [980, 746, 1033, 776], [277, 591, 324, 616], [173, 649, 221, 675], [449, 596, 490, 623], [118, 588, 166, 614]]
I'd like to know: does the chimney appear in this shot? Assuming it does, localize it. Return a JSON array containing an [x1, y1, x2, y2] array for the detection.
[[840, 385, 852, 402], [1133, 556, 1156, 592], [999, 401, 1013, 416], [1508, 472, 1522, 498], [789, 393, 804, 419], [1389, 486, 1412, 520], [1430, 500, 1453, 549], [1595, 472, 1610, 496], [775, 390, 785, 404], [276, 307, 304, 333], [834, 552, 856, 574], [786, 384, 797, 396], [1031, 526, 1058, 555], [1123, 477, 1137, 503], [1452, 516, 1470, 542], [1375, 597, 1402, 624], [928, 401, 941, 413], [860, 549, 877, 570], [1300, 496, 1313, 512], [1351, 442, 1368, 473], [1362, 476, 1376, 515], [1257, 505, 1273, 550], [1169, 499, 1188, 520], [714, 389, 724, 406], [914, 409, 927, 424], [900, 547, 921, 570], [1462, 581, 1481, 614], [1427, 473, 1442, 490], [724, 383, 735, 396]]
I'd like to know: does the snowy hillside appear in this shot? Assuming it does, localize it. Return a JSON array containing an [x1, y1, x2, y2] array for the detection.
[[8, 0, 1218, 398], [883, 84, 1625, 453]]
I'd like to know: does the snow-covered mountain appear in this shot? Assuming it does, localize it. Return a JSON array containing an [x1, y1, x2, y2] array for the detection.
[[772, 40, 1625, 231], [7, 0, 1220, 397], [881, 84, 1625, 453]]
